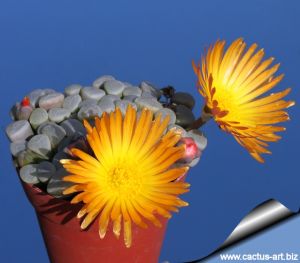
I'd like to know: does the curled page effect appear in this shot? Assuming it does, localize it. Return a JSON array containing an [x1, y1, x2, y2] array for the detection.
[[188, 199, 296, 263], [219, 199, 295, 250]]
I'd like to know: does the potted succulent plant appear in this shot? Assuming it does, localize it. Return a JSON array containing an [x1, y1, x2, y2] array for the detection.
[[6, 38, 294, 263]]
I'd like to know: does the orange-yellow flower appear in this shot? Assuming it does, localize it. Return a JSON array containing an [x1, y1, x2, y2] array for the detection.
[[61, 105, 189, 247], [193, 38, 295, 163]]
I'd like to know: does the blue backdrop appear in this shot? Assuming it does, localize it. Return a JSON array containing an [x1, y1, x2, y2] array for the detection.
[[0, 0, 299, 262]]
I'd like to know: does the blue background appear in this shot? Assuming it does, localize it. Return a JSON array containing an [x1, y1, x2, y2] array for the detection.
[[0, 0, 299, 262]]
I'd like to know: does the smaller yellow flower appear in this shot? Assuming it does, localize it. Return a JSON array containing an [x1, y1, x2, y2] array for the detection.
[[61, 105, 189, 247], [193, 38, 295, 163]]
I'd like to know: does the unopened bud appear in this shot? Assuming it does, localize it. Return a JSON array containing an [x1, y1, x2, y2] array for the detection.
[[178, 137, 201, 163], [21, 96, 31, 107]]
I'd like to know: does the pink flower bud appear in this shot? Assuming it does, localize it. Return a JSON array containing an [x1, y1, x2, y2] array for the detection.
[[178, 137, 201, 163]]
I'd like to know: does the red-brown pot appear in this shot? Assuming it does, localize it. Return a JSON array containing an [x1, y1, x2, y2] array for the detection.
[[21, 182, 168, 263]]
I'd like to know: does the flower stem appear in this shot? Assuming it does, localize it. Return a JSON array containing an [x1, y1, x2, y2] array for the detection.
[[187, 105, 213, 130]]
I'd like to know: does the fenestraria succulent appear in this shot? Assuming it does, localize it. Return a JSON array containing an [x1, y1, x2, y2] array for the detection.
[[61, 105, 190, 247], [192, 38, 295, 163]]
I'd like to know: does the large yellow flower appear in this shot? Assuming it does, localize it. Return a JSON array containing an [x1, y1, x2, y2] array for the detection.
[[60, 105, 189, 247], [193, 38, 295, 163]]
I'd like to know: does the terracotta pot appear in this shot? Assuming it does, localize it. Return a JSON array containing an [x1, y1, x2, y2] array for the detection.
[[21, 182, 168, 263]]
